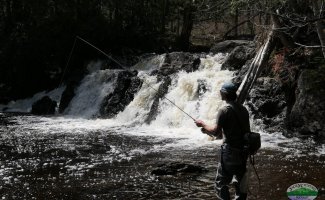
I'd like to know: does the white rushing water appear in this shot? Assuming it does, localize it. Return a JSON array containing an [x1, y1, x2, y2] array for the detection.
[[1, 53, 324, 156], [63, 69, 117, 118], [0, 86, 66, 113]]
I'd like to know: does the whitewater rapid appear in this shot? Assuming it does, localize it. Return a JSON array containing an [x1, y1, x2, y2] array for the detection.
[[1, 53, 324, 157]]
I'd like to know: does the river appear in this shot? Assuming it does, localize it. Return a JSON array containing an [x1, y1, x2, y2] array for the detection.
[[0, 53, 324, 199]]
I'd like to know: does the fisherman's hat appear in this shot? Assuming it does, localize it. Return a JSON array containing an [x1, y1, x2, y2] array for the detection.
[[220, 81, 237, 94]]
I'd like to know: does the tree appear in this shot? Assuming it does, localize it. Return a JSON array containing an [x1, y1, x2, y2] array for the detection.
[[312, 0, 325, 58]]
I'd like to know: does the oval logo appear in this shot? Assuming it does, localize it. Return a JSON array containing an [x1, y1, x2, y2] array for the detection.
[[287, 183, 318, 200]]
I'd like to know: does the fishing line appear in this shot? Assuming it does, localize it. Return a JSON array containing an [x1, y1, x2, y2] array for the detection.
[[59, 37, 78, 87], [75, 36, 196, 121], [45, 36, 78, 115]]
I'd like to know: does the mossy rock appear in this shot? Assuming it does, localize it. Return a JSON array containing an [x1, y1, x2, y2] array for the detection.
[[300, 64, 325, 101], [289, 64, 325, 137]]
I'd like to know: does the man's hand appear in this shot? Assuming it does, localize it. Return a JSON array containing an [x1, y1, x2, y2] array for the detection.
[[195, 119, 221, 138], [195, 119, 205, 127], [195, 120, 211, 135]]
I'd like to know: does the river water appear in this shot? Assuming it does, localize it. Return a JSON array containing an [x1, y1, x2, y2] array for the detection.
[[1, 54, 324, 199]]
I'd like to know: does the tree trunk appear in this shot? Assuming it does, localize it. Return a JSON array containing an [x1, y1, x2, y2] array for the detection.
[[237, 25, 276, 104], [272, 14, 295, 48], [176, 1, 194, 50], [160, 0, 168, 34], [234, 9, 239, 37], [312, 0, 325, 58]]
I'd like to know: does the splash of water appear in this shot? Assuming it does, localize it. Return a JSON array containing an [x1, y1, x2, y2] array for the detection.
[[2, 53, 324, 155], [64, 69, 116, 118]]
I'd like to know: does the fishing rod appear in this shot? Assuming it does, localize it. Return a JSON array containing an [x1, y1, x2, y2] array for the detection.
[[73, 36, 196, 121]]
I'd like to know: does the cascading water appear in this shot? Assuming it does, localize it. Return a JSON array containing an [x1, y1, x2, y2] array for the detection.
[[116, 53, 232, 128], [63, 69, 117, 118], [1, 52, 325, 200], [114, 72, 161, 125], [1, 52, 323, 151], [149, 55, 232, 129], [52, 53, 230, 143]]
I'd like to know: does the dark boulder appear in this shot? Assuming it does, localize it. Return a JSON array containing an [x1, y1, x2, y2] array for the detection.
[[145, 52, 203, 123], [247, 77, 287, 133], [288, 66, 325, 137], [210, 40, 255, 54], [221, 45, 255, 71], [197, 79, 208, 97], [232, 59, 253, 86], [99, 70, 142, 118], [152, 52, 201, 77], [58, 82, 79, 113], [151, 162, 208, 176], [145, 76, 172, 124], [31, 96, 57, 115]]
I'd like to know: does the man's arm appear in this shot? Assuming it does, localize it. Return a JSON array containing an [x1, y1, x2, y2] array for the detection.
[[195, 120, 222, 138]]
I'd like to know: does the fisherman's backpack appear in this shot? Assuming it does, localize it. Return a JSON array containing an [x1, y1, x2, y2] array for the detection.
[[243, 131, 261, 155], [228, 104, 261, 155]]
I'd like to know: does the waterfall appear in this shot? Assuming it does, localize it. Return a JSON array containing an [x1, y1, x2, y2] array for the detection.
[[64, 69, 117, 118], [1, 53, 234, 132], [114, 72, 161, 124], [115, 53, 233, 130]]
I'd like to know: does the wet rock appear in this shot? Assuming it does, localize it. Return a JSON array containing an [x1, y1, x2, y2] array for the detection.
[[246, 77, 287, 133], [100, 70, 142, 118], [197, 79, 208, 97], [232, 59, 252, 85], [221, 45, 255, 71], [153, 52, 201, 76], [210, 40, 255, 54], [145, 76, 172, 124], [151, 162, 208, 176], [288, 66, 325, 137], [31, 96, 57, 115], [59, 82, 78, 113]]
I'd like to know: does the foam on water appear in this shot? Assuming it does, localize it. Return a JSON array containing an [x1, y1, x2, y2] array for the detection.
[[0, 86, 66, 113], [64, 69, 117, 118], [131, 54, 165, 72], [2, 53, 325, 157], [114, 72, 161, 125]]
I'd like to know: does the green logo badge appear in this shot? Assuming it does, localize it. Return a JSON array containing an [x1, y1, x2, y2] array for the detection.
[[287, 183, 318, 200]]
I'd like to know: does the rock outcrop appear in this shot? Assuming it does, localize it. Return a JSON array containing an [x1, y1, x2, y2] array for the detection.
[[99, 70, 142, 118], [151, 52, 201, 77], [210, 40, 254, 54], [288, 66, 325, 137], [145, 52, 202, 123], [145, 76, 172, 124], [221, 45, 255, 71], [58, 82, 78, 113], [31, 96, 57, 115], [246, 77, 287, 133]]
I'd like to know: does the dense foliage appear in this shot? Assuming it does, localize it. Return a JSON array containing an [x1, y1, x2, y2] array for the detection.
[[0, 0, 323, 102]]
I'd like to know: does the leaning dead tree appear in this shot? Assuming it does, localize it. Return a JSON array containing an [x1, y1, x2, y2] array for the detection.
[[236, 23, 276, 104]]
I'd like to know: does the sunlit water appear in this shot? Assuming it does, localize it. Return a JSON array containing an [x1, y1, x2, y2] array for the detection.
[[1, 54, 324, 199]]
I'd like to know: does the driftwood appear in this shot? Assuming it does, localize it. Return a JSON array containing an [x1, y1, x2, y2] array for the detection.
[[237, 24, 276, 104]]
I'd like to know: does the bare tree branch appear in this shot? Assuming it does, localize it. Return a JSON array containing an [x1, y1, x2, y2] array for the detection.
[[295, 42, 325, 48]]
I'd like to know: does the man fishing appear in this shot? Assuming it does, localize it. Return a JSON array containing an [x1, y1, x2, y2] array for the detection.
[[195, 81, 250, 200]]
